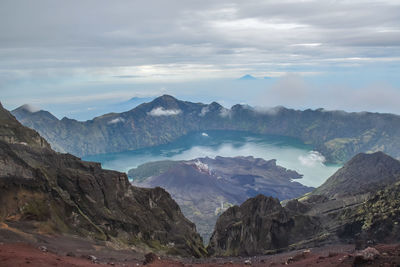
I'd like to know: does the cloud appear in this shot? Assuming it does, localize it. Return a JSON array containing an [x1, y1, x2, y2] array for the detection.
[[107, 117, 125, 124], [113, 75, 142, 79], [219, 108, 231, 118], [148, 107, 182, 116], [253, 105, 285, 115], [253, 73, 400, 114], [1, 0, 400, 115], [1, 1, 399, 82], [199, 106, 210, 117], [20, 104, 41, 113], [298, 151, 326, 167]]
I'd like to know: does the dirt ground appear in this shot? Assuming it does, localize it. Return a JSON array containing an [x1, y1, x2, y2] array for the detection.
[[1, 242, 400, 267], [0, 222, 399, 267]]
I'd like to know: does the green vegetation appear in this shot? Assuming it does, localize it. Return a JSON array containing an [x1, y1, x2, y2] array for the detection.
[[21, 199, 50, 221], [128, 160, 178, 182]]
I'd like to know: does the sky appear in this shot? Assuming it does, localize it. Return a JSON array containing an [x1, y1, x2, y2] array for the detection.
[[1, 0, 400, 120]]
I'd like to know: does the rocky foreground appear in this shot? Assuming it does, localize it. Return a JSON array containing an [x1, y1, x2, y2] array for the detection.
[[1, 242, 399, 266], [0, 102, 205, 258]]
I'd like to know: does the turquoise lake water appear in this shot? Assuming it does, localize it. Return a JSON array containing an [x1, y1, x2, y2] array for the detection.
[[83, 130, 341, 187]]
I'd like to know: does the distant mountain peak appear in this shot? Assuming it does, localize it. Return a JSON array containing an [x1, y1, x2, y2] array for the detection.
[[14, 104, 41, 113], [148, 94, 181, 109], [157, 94, 178, 101], [239, 74, 257, 80]]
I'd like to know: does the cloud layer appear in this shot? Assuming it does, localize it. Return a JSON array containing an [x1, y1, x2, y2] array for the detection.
[[1, 0, 399, 116], [1, 0, 399, 80]]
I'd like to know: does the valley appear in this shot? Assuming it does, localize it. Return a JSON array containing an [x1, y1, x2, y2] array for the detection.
[[83, 129, 341, 187], [130, 156, 313, 242], [83, 128, 340, 242]]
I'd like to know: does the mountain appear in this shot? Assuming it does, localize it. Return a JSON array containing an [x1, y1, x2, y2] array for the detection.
[[11, 95, 400, 163], [238, 74, 257, 80], [0, 102, 206, 258], [207, 195, 321, 256], [129, 156, 313, 242], [207, 152, 400, 256], [1, 104, 50, 149], [312, 152, 400, 198]]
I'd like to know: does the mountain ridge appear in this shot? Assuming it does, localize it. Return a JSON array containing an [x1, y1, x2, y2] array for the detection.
[[11, 95, 400, 163]]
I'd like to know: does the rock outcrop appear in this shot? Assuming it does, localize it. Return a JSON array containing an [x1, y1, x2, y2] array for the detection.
[[0, 102, 206, 257], [208, 195, 321, 256]]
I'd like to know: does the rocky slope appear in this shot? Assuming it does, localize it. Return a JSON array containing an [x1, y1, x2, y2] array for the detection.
[[0, 102, 206, 257], [208, 152, 400, 256], [311, 151, 400, 198], [3, 242, 400, 266], [12, 95, 400, 163], [130, 156, 313, 242]]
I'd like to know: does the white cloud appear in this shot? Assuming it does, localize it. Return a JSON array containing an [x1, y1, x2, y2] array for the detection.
[[298, 151, 326, 167], [219, 108, 231, 118], [148, 107, 182, 116], [20, 104, 40, 113], [199, 106, 210, 117], [108, 117, 125, 124], [253, 105, 284, 115]]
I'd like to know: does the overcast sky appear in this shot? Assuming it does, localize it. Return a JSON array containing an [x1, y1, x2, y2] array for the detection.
[[1, 0, 400, 119]]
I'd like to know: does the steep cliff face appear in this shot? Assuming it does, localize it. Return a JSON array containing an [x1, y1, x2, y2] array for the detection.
[[208, 152, 400, 256], [12, 95, 400, 163], [207, 195, 321, 256], [0, 103, 50, 149], [0, 103, 206, 257], [337, 181, 400, 245]]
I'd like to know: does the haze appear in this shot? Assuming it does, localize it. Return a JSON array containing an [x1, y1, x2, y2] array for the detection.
[[1, 0, 400, 119]]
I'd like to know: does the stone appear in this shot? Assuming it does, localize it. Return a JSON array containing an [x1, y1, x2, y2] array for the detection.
[[353, 247, 380, 264]]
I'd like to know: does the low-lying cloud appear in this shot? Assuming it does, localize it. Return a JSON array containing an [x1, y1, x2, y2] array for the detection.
[[199, 106, 210, 117], [298, 151, 326, 167], [20, 104, 40, 113], [219, 108, 231, 118], [108, 117, 125, 124], [148, 107, 182, 116]]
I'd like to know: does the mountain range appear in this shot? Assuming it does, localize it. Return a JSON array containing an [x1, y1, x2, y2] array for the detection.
[[129, 156, 313, 242], [11, 95, 400, 164]]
